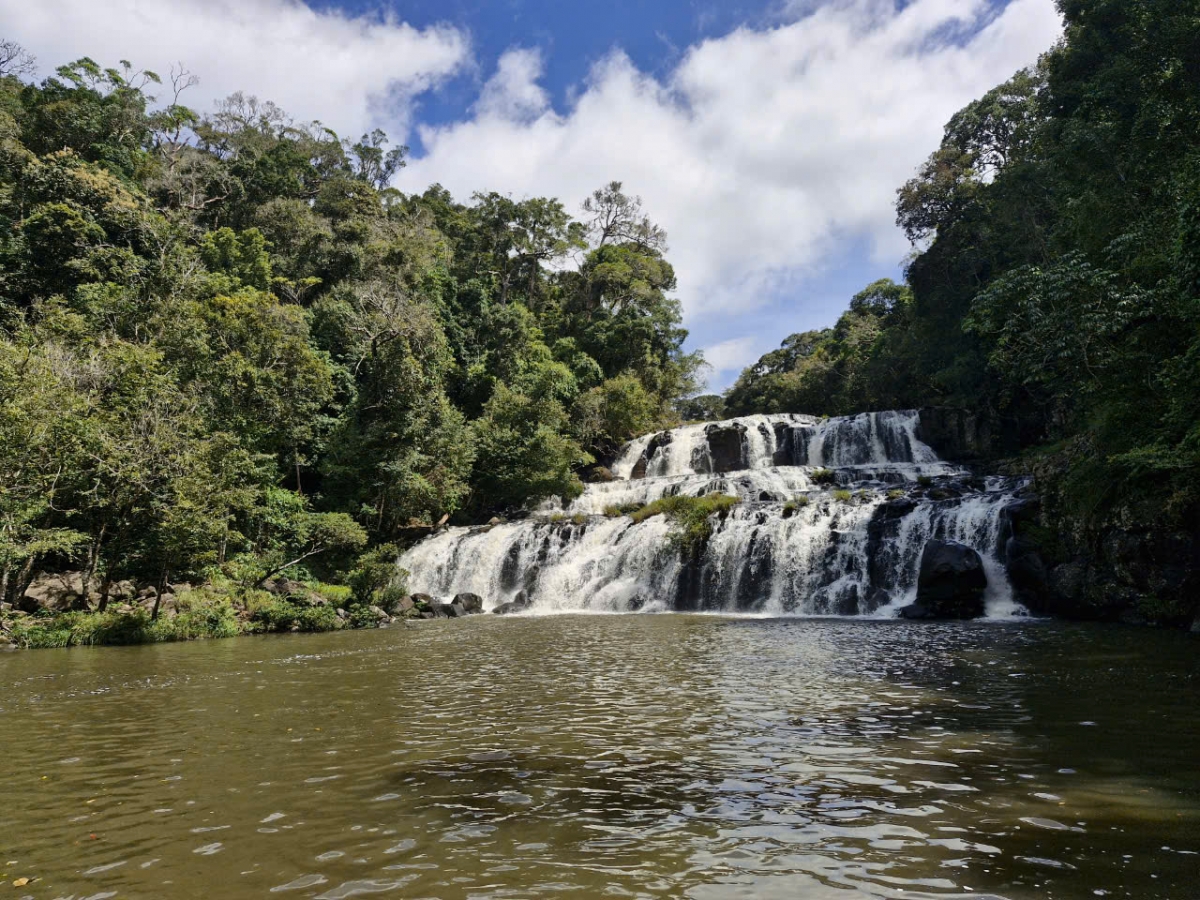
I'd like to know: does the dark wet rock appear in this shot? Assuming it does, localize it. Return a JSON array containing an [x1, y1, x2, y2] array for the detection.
[[419, 611, 437, 620], [899, 540, 986, 620], [411, 593, 436, 609], [915, 407, 992, 462], [493, 591, 531, 616], [454, 593, 484, 614], [393, 596, 415, 614], [447, 603, 466, 618], [1005, 536, 1049, 611], [705, 423, 746, 473]]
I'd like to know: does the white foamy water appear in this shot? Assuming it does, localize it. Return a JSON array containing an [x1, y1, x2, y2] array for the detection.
[[402, 410, 1026, 618]]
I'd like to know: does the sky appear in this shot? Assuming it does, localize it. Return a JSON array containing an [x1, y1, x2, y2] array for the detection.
[[1, 0, 1063, 391]]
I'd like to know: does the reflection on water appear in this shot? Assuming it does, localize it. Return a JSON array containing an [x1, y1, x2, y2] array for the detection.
[[0, 617, 1197, 899]]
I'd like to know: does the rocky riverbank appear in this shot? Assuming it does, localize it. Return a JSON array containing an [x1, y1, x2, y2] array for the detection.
[[0, 574, 497, 650]]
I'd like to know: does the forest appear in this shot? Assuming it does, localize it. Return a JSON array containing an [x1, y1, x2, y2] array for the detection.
[[0, 39, 701, 634], [2, 0, 1199, 639], [724, 0, 1200, 626]]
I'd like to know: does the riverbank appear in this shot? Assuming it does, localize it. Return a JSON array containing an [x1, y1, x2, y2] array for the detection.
[[0, 577, 484, 650]]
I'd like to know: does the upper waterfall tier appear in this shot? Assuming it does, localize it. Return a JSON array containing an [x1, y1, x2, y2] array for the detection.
[[612, 410, 947, 480]]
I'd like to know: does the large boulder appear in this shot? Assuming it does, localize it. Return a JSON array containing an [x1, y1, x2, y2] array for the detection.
[[454, 593, 484, 615], [20, 571, 92, 612], [899, 539, 987, 620], [705, 423, 746, 473]]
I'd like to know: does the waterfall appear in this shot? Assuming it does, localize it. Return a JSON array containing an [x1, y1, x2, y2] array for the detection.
[[400, 410, 1027, 618]]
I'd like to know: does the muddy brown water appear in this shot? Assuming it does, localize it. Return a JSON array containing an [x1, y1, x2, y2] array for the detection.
[[1, 615, 1197, 899]]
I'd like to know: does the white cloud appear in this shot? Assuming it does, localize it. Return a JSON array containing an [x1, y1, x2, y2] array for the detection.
[[399, 0, 1062, 322], [703, 337, 761, 378], [0, 0, 469, 141]]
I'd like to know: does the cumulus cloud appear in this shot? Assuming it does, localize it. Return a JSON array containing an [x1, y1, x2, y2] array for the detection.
[[702, 337, 762, 381], [0, 0, 468, 141], [400, 0, 1062, 322]]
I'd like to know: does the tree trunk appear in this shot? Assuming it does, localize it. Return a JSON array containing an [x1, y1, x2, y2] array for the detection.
[[14, 556, 36, 609], [97, 573, 112, 614], [151, 564, 170, 622], [84, 525, 106, 606]]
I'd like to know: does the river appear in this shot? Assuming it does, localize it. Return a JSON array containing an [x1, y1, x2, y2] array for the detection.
[[1, 616, 1197, 899]]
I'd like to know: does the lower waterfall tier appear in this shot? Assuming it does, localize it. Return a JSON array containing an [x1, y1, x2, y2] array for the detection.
[[400, 475, 1026, 618]]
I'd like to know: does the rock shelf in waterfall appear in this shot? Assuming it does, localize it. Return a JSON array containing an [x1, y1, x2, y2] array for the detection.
[[400, 410, 1032, 618]]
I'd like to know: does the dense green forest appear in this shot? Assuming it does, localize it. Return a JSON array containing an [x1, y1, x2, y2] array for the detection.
[[728, 0, 1200, 536], [3, 0, 1199, 639], [0, 40, 701, 621]]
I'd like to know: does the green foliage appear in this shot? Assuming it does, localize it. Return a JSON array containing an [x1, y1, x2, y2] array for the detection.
[[726, 2, 1200, 534], [0, 42, 706, 634], [628, 493, 740, 554], [675, 393, 726, 423], [833, 490, 852, 503], [809, 468, 838, 486]]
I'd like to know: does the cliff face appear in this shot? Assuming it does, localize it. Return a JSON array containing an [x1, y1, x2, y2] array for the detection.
[[1001, 450, 1200, 631], [908, 408, 1200, 630]]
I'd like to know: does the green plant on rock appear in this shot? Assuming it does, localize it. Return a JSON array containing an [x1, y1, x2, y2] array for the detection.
[[810, 468, 838, 486], [833, 490, 852, 503], [628, 493, 740, 554]]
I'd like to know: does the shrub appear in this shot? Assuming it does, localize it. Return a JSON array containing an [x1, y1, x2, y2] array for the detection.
[[572, 513, 588, 525], [917, 475, 934, 487], [810, 468, 838, 485], [347, 545, 407, 607], [888, 489, 906, 500], [833, 489, 853, 503], [629, 493, 740, 554]]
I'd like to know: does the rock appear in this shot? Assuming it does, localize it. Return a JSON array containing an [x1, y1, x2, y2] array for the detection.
[[453, 593, 484, 614], [411, 593, 436, 609], [368, 605, 390, 622], [492, 592, 532, 616], [915, 408, 993, 461], [21, 571, 92, 612], [587, 466, 615, 483], [630, 454, 649, 480], [419, 611, 437, 620], [447, 603, 466, 618], [705, 423, 746, 473], [1005, 535, 1049, 610], [336, 608, 348, 621], [265, 577, 309, 598], [394, 596, 415, 614], [899, 540, 987, 620], [428, 602, 452, 618], [487, 517, 505, 526]]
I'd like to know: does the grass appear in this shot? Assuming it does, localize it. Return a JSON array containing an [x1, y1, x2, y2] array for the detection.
[[627, 493, 740, 554], [887, 488, 906, 500], [833, 489, 853, 503], [2, 578, 395, 650], [810, 468, 838, 485], [783, 496, 811, 515]]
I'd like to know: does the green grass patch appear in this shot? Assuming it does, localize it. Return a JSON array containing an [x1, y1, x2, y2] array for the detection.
[[8, 596, 243, 648], [810, 468, 838, 485], [833, 489, 853, 502], [628, 493, 740, 554]]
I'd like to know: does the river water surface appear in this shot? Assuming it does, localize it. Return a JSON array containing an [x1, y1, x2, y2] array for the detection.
[[1, 616, 1197, 900]]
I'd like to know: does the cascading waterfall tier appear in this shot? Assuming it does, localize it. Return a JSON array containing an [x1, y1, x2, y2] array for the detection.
[[400, 410, 1028, 617]]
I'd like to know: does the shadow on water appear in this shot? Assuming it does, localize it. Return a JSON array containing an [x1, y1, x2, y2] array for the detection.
[[0, 615, 1197, 899]]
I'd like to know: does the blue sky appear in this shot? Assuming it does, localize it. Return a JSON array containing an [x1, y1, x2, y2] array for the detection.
[[4, 0, 1063, 390]]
